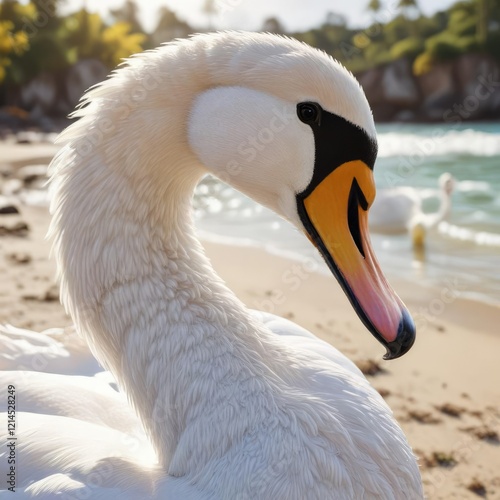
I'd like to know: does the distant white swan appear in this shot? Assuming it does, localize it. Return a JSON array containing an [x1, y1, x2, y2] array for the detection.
[[370, 173, 455, 247], [0, 32, 422, 499]]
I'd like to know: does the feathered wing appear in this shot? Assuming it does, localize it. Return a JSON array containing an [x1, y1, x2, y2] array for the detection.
[[0, 324, 102, 376], [369, 188, 421, 232], [0, 322, 422, 499], [250, 310, 423, 499], [0, 327, 214, 499], [251, 309, 363, 377]]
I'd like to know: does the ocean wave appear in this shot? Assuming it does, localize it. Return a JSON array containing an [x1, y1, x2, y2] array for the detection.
[[378, 129, 500, 158], [438, 221, 500, 247]]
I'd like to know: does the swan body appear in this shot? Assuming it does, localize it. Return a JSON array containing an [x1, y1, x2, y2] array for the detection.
[[370, 173, 455, 247], [0, 324, 102, 376], [0, 32, 422, 498]]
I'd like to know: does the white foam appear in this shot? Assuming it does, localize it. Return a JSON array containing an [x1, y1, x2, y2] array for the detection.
[[457, 180, 493, 193], [378, 129, 500, 158], [438, 221, 500, 247]]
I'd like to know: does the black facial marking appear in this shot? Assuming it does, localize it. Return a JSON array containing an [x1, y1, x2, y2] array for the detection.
[[296, 102, 377, 199], [347, 178, 368, 259]]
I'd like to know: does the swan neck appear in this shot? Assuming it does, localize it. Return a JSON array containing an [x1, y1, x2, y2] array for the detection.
[[439, 189, 452, 218], [52, 129, 284, 470]]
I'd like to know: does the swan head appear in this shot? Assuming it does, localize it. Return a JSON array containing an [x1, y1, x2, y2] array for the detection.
[[439, 172, 455, 196], [188, 32, 415, 359]]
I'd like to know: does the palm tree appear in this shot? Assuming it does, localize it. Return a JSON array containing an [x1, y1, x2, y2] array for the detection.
[[367, 0, 382, 18]]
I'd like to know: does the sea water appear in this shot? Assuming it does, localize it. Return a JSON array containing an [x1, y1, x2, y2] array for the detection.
[[194, 122, 500, 307]]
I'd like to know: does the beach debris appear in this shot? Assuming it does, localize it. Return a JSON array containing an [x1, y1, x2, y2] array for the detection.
[[0, 164, 13, 178], [0, 196, 20, 215], [6, 252, 32, 265], [436, 402, 465, 418], [375, 387, 391, 398], [16, 164, 48, 186], [0, 221, 29, 237], [462, 425, 500, 444], [15, 131, 45, 144], [0, 205, 19, 215], [42, 285, 60, 302], [406, 408, 442, 424], [421, 451, 457, 468], [485, 406, 500, 418], [355, 359, 386, 376], [467, 478, 487, 497], [22, 284, 59, 303]]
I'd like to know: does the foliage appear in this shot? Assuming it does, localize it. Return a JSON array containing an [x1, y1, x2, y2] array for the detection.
[[367, 0, 382, 13], [0, 0, 147, 89], [390, 36, 425, 59], [364, 41, 392, 65], [383, 15, 413, 45], [110, 0, 143, 34], [425, 31, 467, 59], [64, 9, 145, 67], [0, 0, 498, 98], [412, 51, 435, 75], [101, 22, 145, 67], [292, 0, 497, 75], [0, 20, 29, 83]]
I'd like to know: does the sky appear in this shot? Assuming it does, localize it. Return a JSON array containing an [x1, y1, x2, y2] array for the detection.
[[55, 0, 459, 33]]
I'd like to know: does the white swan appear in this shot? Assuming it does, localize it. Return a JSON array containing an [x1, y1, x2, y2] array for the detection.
[[0, 32, 423, 499], [369, 173, 455, 247]]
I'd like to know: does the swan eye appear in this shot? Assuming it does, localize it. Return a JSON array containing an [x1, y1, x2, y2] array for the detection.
[[297, 102, 321, 125]]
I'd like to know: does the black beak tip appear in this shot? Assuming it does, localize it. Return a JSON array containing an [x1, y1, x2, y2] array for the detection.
[[383, 309, 416, 360]]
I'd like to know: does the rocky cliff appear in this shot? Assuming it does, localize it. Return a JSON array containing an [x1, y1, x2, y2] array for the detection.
[[2, 53, 500, 130], [357, 53, 500, 123]]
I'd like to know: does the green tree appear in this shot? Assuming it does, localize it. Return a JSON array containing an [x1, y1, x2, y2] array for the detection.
[[383, 15, 412, 44], [31, 0, 65, 30], [64, 8, 146, 68], [0, 1, 66, 84], [110, 0, 143, 34], [0, 20, 29, 82], [367, 0, 382, 19], [152, 6, 192, 45]]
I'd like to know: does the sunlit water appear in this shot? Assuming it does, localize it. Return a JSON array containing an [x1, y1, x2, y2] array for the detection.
[[15, 123, 499, 307], [194, 122, 500, 307]]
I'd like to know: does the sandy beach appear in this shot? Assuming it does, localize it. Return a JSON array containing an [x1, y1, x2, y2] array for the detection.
[[1, 139, 500, 498]]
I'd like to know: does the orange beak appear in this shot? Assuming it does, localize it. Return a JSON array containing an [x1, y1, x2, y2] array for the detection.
[[298, 160, 415, 359]]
